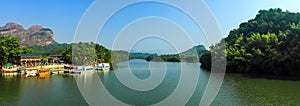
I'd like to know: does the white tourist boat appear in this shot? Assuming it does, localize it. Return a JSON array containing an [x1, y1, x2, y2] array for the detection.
[[69, 66, 94, 74], [26, 70, 38, 77], [94, 63, 110, 71]]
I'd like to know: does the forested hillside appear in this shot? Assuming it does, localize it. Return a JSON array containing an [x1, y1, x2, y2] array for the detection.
[[146, 45, 207, 62], [28, 43, 70, 57], [200, 8, 300, 76]]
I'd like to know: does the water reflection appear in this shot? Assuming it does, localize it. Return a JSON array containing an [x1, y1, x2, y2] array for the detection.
[[0, 73, 23, 105], [0, 74, 88, 106], [74, 60, 207, 106], [212, 74, 300, 105]]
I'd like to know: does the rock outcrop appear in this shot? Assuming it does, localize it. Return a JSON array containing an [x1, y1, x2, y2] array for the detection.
[[0, 22, 56, 47]]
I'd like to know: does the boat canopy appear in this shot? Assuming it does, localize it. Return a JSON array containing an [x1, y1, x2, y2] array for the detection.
[[4, 63, 13, 67]]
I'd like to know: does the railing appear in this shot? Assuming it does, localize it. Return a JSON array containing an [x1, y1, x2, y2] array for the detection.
[[25, 64, 65, 70]]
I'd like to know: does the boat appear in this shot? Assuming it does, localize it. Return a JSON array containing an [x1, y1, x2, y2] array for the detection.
[[26, 70, 38, 77], [69, 66, 94, 74], [38, 72, 51, 77], [94, 63, 110, 71], [17, 67, 26, 74], [36, 67, 51, 77], [2, 63, 17, 73], [2, 67, 17, 72], [64, 64, 71, 69], [64, 65, 74, 73], [37, 68, 50, 72], [50, 70, 65, 75]]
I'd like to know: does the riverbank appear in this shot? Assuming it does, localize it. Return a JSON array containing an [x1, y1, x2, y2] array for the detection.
[[198, 66, 300, 80], [242, 73, 300, 81]]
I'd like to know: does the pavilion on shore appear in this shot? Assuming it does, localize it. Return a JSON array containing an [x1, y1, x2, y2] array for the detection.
[[20, 54, 41, 67]]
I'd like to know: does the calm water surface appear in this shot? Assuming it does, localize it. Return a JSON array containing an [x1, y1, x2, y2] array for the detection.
[[0, 59, 299, 105]]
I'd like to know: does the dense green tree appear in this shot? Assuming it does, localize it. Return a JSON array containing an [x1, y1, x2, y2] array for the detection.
[[28, 43, 70, 57], [145, 45, 207, 62], [111, 51, 129, 63], [61, 43, 114, 64], [21, 48, 34, 54], [0, 35, 22, 69], [200, 8, 300, 77], [71, 42, 97, 65], [95, 44, 111, 63], [62, 46, 72, 64], [129, 53, 157, 60]]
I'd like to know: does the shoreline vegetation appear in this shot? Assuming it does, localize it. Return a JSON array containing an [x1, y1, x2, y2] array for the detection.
[[145, 45, 207, 62], [0, 35, 33, 69], [200, 8, 300, 77]]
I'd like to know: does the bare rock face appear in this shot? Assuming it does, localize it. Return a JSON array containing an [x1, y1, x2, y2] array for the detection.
[[0, 22, 56, 47]]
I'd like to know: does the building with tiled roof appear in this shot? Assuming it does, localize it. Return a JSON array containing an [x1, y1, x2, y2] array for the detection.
[[20, 54, 41, 67]]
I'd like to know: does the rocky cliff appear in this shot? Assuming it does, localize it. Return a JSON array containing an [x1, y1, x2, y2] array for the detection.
[[0, 22, 56, 47]]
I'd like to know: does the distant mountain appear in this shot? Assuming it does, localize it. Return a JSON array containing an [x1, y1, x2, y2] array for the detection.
[[0, 22, 56, 47], [180, 45, 207, 56], [145, 45, 208, 62], [129, 53, 158, 59]]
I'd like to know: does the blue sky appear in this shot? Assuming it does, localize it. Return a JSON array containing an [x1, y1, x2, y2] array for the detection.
[[1, 0, 300, 53]]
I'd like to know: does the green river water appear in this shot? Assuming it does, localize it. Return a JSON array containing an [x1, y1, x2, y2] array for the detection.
[[0, 59, 299, 105]]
